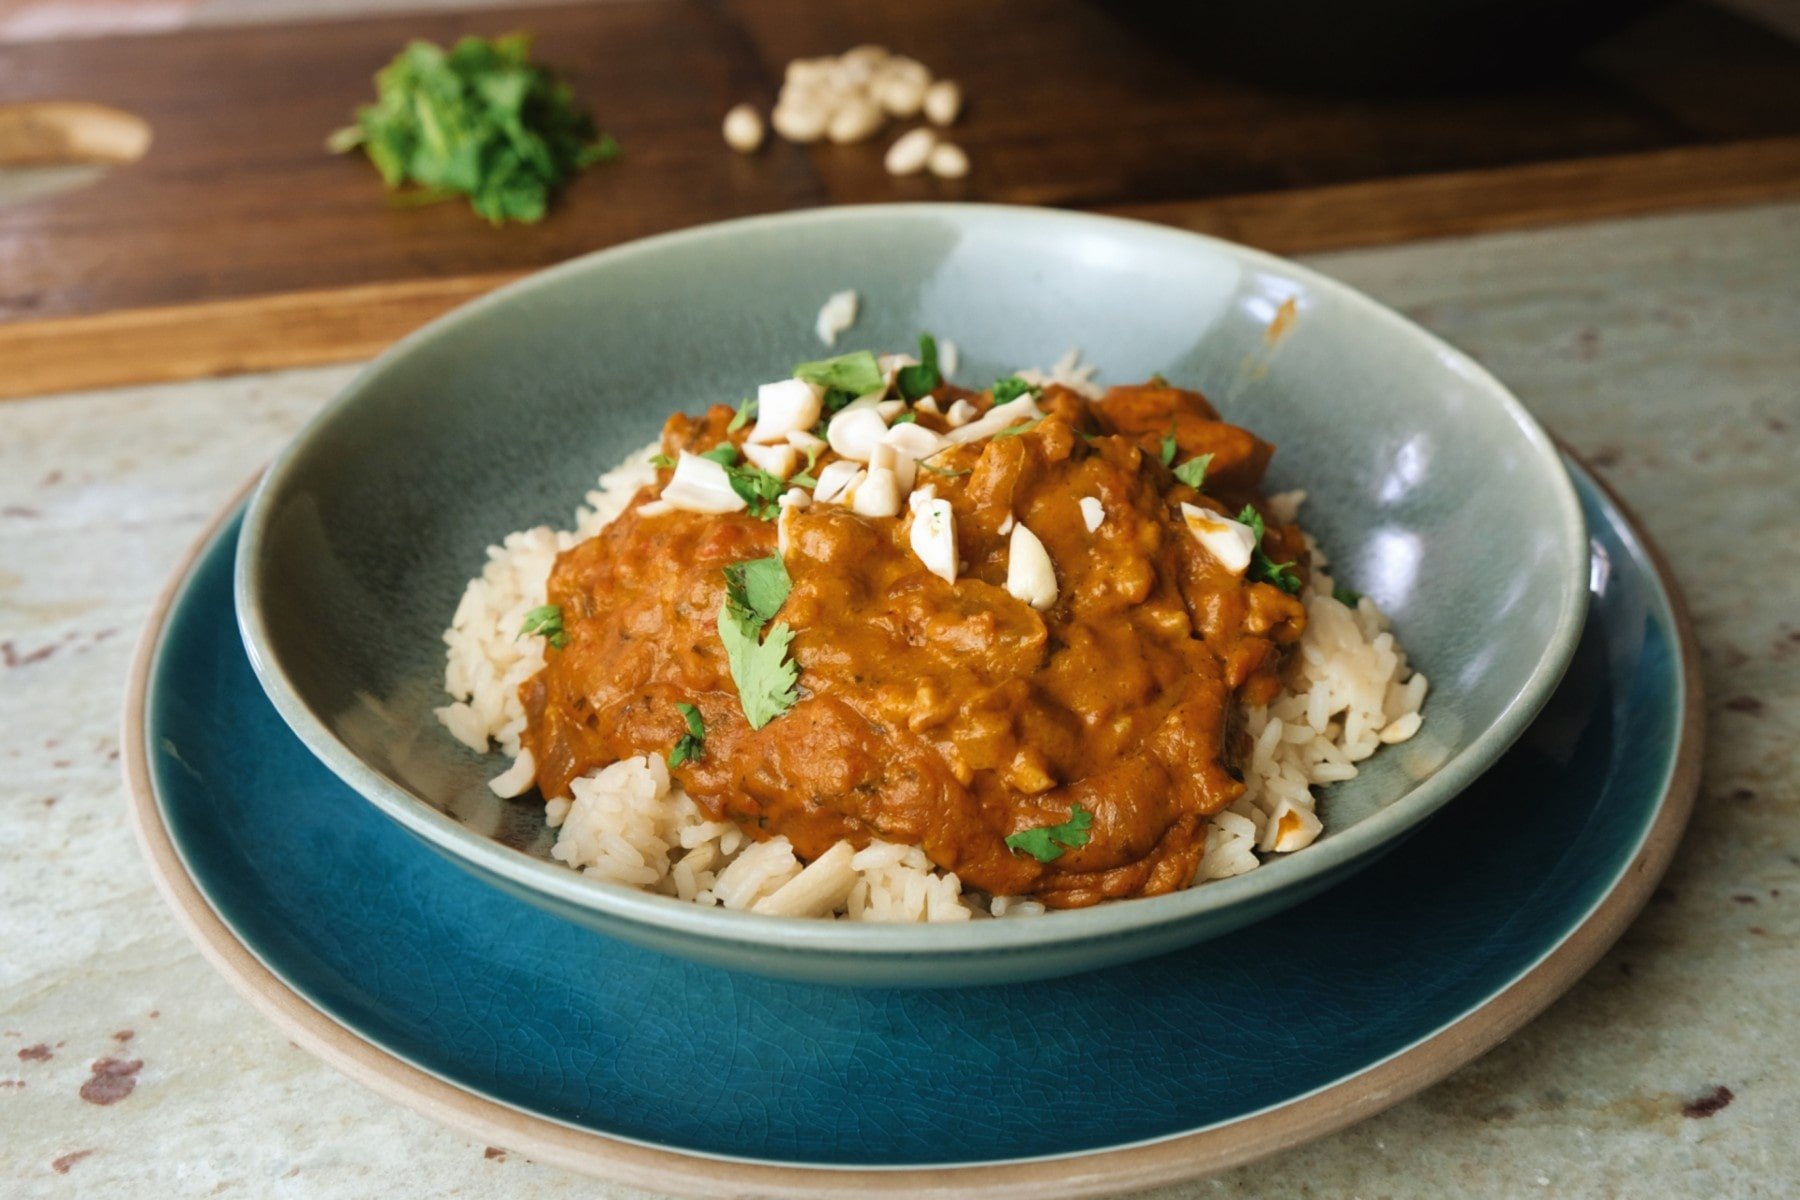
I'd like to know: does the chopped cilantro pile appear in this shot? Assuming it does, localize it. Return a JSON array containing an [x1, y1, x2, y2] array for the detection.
[[328, 33, 619, 225], [1005, 804, 1094, 863], [717, 554, 799, 728]]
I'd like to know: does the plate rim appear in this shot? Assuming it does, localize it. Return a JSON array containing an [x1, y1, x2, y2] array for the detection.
[[231, 202, 1592, 958], [123, 456, 1702, 1199]]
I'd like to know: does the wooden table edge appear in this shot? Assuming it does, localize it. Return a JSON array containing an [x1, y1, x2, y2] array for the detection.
[[19, 134, 1800, 403], [120, 464, 1704, 1199]]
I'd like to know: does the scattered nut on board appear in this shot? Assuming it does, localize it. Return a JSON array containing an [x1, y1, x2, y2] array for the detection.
[[725, 45, 970, 178], [884, 127, 937, 176], [926, 141, 969, 179], [922, 80, 962, 127], [722, 104, 765, 154]]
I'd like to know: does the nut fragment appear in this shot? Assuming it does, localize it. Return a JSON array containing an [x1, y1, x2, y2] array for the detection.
[[813, 461, 865, 505], [884, 127, 937, 176], [1005, 523, 1058, 611], [743, 441, 798, 479], [923, 80, 962, 126], [852, 466, 902, 518], [827, 407, 890, 462], [927, 141, 969, 179], [828, 97, 883, 144], [750, 378, 823, 444], [910, 495, 958, 583], [771, 102, 828, 144], [662, 452, 748, 514], [722, 104, 765, 153]]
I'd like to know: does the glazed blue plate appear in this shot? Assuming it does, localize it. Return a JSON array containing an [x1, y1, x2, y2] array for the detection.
[[134, 458, 1695, 1185]]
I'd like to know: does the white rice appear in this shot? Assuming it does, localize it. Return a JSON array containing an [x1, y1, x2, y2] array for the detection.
[[435, 394, 1425, 921]]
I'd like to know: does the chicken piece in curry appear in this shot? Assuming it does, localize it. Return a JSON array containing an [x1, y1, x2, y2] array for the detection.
[[520, 377, 1308, 908]]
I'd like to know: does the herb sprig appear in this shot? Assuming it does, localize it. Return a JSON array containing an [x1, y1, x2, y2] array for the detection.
[[990, 376, 1041, 405], [726, 398, 756, 433], [992, 417, 1043, 439], [1005, 804, 1095, 863], [1173, 452, 1213, 490], [668, 702, 706, 767], [718, 554, 799, 728], [896, 334, 940, 400], [1237, 506, 1303, 594], [726, 462, 786, 520], [794, 350, 884, 398], [519, 603, 569, 649]]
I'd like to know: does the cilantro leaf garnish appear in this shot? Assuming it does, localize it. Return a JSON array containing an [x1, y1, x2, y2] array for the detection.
[[896, 334, 940, 400], [329, 33, 619, 226], [992, 417, 1043, 439], [701, 442, 740, 466], [820, 387, 858, 417], [649, 453, 675, 469], [518, 603, 569, 649], [1333, 584, 1363, 608], [718, 615, 798, 729], [790, 443, 824, 489], [1237, 505, 1304, 594], [917, 460, 971, 478], [726, 397, 756, 434], [990, 376, 1041, 405], [794, 350, 884, 398], [668, 702, 706, 768], [1005, 804, 1095, 863], [891, 410, 918, 425], [1160, 429, 1178, 467], [1173, 453, 1213, 490], [724, 554, 791, 622], [718, 554, 798, 728], [725, 463, 785, 520]]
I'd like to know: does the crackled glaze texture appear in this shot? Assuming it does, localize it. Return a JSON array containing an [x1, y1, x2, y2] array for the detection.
[[1, 203, 1795, 1195]]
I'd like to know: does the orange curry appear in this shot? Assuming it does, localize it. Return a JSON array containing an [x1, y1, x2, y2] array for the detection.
[[520, 380, 1308, 907]]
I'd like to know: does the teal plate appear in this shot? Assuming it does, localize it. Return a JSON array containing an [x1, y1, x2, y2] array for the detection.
[[128, 459, 1699, 1193]]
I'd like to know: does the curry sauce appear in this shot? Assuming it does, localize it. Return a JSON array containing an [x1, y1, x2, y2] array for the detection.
[[520, 381, 1308, 907]]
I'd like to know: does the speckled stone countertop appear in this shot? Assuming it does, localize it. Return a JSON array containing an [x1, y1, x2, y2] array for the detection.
[[2, 203, 1795, 1198]]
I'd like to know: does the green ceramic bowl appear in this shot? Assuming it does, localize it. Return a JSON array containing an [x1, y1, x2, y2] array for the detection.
[[236, 204, 1587, 987]]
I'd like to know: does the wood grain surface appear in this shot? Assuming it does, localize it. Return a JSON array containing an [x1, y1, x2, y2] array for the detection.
[[4, 0, 1800, 398]]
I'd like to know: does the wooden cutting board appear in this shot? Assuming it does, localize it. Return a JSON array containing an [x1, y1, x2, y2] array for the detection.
[[3, 0, 1800, 400]]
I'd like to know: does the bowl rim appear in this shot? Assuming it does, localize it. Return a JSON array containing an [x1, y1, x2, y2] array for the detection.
[[235, 202, 1589, 957]]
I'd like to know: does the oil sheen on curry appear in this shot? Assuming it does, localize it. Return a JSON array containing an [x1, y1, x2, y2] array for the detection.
[[520, 365, 1309, 909]]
